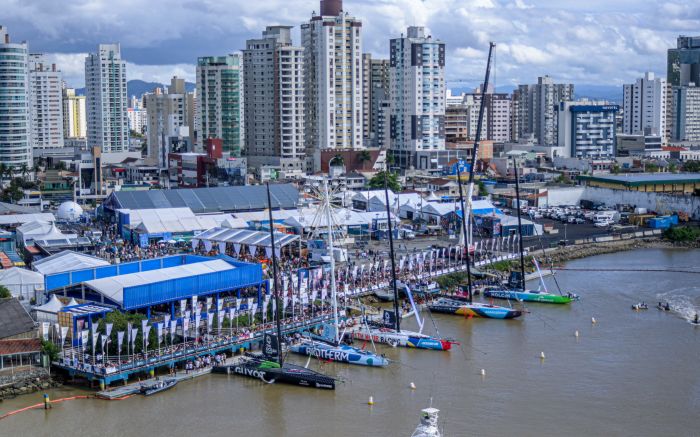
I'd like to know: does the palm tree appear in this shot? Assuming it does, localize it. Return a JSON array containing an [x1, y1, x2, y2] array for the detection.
[[19, 163, 28, 180], [358, 150, 371, 166], [0, 163, 6, 185]]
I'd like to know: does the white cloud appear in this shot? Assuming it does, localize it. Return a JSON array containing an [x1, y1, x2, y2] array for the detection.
[[3, 0, 691, 87]]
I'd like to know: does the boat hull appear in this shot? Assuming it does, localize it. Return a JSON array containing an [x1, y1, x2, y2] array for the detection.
[[429, 300, 522, 319], [290, 341, 389, 367], [214, 360, 336, 390], [352, 329, 451, 351], [140, 379, 177, 396], [484, 289, 573, 304]]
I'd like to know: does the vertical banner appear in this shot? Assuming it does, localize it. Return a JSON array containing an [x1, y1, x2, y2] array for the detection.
[[117, 331, 125, 353], [80, 329, 89, 349], [207, 315, 213, 333], [130, 328, 138, 350], [156, 323, 163, 345], [170, 320, 177, 344], [218, 310, 225, 330], [41, 322, 49, 341], [180, 299, 187, 316], [191, 295, 198, 313], [60, 326, 68, 346], [217, 299, 223, 312], [235, 298, 242, 311], [195, 314, 201, 335], [218, 242, 227, 255], [206, 297, 213, 314], [143, 325, 151, 350]]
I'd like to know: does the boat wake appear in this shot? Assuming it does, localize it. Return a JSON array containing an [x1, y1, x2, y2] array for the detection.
[[656, 288, 700, 323]]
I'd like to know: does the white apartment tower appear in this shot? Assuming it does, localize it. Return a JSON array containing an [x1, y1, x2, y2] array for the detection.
[[389, 26, 446, 170], [515, 76, 574, 146], [145, 77, 195, 168], [85, 44, 129, 152], [623, 72, 667, 138], [301, 0, 364, 172], [63, 88, 86, 138], [0, 26, 32, 171], [28, 54, 64, 150], [243, 26, 305, 176]]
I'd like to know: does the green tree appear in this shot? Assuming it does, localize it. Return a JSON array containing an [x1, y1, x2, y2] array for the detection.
[[645, 163, 659, 173], [358, 150, 371, 166], [0, 285, 11, 298], [55, 161, 67, 171], [611, 164, 620, 174], [477, 180, 488, 196], [19, 163, 28, 179], [41, 339, 60, 362], [683, 160, 700, 172], [367, 170, 401, 192], [330, 154, 344, 167]]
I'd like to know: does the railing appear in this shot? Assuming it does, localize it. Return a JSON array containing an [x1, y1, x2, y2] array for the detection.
[[56, 314, 336, 377]]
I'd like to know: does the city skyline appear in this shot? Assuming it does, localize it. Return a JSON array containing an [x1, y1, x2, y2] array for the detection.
[[2, 0, 696, 89]]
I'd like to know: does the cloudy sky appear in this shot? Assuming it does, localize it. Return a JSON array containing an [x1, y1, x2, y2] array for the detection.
[[2, 0, 698, 88]]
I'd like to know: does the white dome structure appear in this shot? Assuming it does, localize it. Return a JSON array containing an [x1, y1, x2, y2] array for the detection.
[[57, 201, 83, 222]]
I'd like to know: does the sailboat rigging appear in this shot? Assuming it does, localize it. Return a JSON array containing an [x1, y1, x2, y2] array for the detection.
[[351, 172, 453, 351], [428, 42, 522, 320], [213, 183, 337, 389], [483, 156, 578, 304], [289, 179, 390, 367]]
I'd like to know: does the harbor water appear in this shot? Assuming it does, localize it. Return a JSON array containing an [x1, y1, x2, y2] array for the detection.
[[2, 248, 699, 436]]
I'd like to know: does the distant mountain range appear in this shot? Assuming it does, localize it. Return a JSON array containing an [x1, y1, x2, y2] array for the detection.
[[76, 79, 196, 99], [449, 84, 623, 104], [75, 80, 622, 104]]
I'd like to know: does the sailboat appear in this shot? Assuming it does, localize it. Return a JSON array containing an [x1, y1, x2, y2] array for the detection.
[[289, 179, 389, 367], [482, 157, 576, 305], [428, 42, 521, 321], [350, 174, 453, 351], [213, 182, 336, 389]]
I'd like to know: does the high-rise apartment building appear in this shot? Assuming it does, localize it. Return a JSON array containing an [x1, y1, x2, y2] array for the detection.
[[145, 76, 195, 168], [85, 43, 129, 152], [468, 84, 511, 142], [63, 88, 86, 139], [667, 36, 700, 87], [28, 54, 64, 150], [515, 76, 574, 146], [362, 54, 390, 148], [622, 72, 667, 138], [0, 26, 32, 171], [301, 0, 364, 172], [556, 102, 618, 158], [671, 85, 700, 141], [196, 54, 244, 157], [389, 26, 446, 170], [243, 26, 305, 176]]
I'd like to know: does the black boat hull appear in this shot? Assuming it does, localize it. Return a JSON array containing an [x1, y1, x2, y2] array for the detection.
[[213, 362, 336, 390]]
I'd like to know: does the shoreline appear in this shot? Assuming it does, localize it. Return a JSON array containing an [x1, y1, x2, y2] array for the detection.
[[532, 237, 700, 266]]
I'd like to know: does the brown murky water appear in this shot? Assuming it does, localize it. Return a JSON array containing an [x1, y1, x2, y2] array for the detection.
[[2, 248, 699, 436]]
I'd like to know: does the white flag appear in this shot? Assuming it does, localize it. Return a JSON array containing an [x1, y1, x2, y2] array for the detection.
[[170, 320, 177, 343], [41, 322, 49, 341], [143, 325, 152, 349], [60, 326, 69, 345], [117, 331, 125, 352], [131, 328, 138, 348]]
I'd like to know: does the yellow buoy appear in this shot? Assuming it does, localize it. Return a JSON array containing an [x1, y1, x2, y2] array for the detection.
[[591, 317, 597, 324], [409, 382, 416, 390], [368, 396, 375, 405]]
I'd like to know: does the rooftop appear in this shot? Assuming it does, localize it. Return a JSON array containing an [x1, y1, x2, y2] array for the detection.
[[104, 184, 299, 213], [578, 173, 700, 186], [0, 298, 36, 339]]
